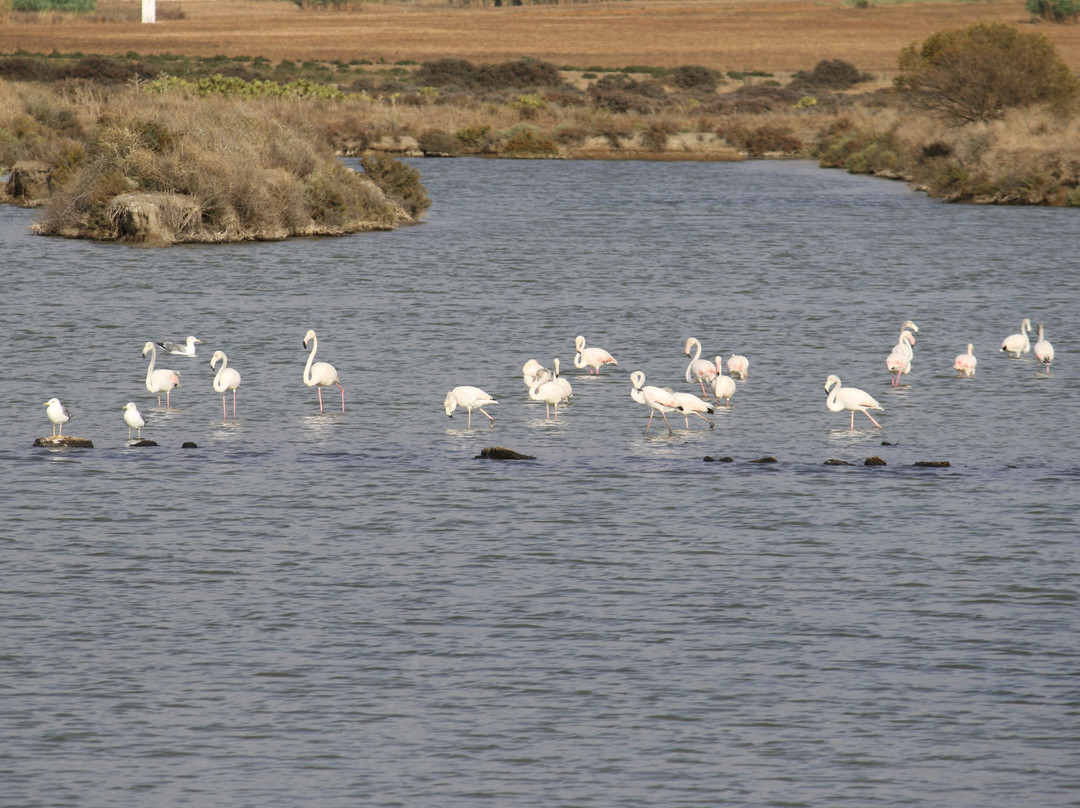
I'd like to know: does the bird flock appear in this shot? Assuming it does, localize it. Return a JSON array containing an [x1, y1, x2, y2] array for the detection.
[[40, 319, 1057, 443], [41, 329, 347, 443]]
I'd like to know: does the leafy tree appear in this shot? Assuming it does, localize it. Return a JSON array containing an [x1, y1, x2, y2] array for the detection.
[[1025, 0, 1079, 23], [895, 22, 1079, 124]]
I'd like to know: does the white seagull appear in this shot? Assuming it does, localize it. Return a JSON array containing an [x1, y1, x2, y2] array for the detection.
[[156, 336, 202, 356], [122, 402, 146, 440], [44, 397, 71, 437]]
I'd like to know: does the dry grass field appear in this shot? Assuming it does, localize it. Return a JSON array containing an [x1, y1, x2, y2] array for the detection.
[[2, 0, 1077, 76]]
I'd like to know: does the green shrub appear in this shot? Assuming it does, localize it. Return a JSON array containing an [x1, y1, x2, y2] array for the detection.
[[667, 65, 719, 92], [454, 124, 492, 151], [359, 153, 431, 217], [13, 0, 94, 10], [896, 22, 1080, 123], [417, 129, 462, 157], [499, 124, 559, 158], [1026, 0, 1079, 22], [791, 59, 866, 90]]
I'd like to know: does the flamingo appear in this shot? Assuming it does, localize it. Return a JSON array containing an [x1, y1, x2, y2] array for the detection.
[[886, 330, 916, 385], [122, 402, 145, 440], [684, 337, 717, 397], [712, 357, 736, 405], [141, 342, 180, 408], [1001, 318, 1032, 357], [629, 370, 679, 436], [155, 335, 202, 356], [522, 359, 544, 388], [444, 386, 498, 429], [44, 397, 70, 437], [529, 369, 569, 420], [901, 320, 919, 336], [726, 353, 750, 379], [573, 335, 618, 374], [1033, 324, 1054, 372], [551, 358, 573, 400], [667, 389, 715, 430], [953, 344, 977, 376], [825, 375, 883, 429], [303, 329, 344, 413], [210, 350, 242, 421]]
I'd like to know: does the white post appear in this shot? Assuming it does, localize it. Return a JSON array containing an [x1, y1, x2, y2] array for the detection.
[[142, 0, 156, 23]]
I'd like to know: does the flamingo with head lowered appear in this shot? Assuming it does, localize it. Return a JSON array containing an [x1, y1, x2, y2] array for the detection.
[[573, 335, 618, 374], [303, 329, 344, 413], [1001, 318, 1032, 357], [629, 370, 679, 436]]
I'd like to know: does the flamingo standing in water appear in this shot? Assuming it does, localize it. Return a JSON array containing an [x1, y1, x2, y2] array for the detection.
[[573, 335, 618, 374], [141, 341, 180, 408], [629, 370, 680, 436], [953, 344, 977, 376], [1033, 324, 1054, 372], [886, 330, 916, 386], [303, 329, 344, 413], [667, 389, 715, 430], [684, 337, 717, 397], [44, 398, 71, 437], [825, 375, 883, 429], [1001, 318, 1032, 357], [551, 358, 573, 400], [210, 350, 242, 421], [444, 386, 498, 429], [712, 357, 736, 405], [529, 369, 570, 420], [522, 359, 544, 388], [726, 353, 749, 379]]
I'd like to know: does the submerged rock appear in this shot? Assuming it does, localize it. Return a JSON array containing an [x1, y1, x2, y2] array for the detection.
[[750, 456, 778, 464], [824, 458, 853, 466], [128, 439, 158, 447], [33, 435, 93, 448], [864, 456, 887, 466], [182, 441, 198, 448], [476, 446, 536, 460], [914, 460, 951, 467], [703, 455, 734, 463]]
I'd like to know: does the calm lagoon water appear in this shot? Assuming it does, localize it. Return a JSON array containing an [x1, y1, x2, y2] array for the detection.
[[1, 159, 1077, 807]]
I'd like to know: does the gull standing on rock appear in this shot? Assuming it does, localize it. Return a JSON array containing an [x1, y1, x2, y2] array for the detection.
[[44, 398, 71, 437]]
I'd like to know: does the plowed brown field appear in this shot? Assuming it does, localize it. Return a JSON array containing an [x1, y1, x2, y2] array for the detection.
[[1, 0, 1077, 74]]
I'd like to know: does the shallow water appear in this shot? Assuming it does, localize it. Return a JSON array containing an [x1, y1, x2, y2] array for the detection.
[[1, 159, 1078, 808]]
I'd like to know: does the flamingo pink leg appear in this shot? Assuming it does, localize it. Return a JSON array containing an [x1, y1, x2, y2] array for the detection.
[[337, 383, 345, 412], [317, 387, 325, 413], [222, 394, 227, 422], [232, 390, 237, 420]]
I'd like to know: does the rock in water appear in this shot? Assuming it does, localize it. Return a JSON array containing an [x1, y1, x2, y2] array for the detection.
[[476, 446, 536, 460]]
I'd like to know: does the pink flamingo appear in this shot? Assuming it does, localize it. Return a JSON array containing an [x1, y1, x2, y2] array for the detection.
[[953, 344, 977, 376], [210, 350, 242, 421], [684, 337, 717, 397], [573, 335, 618, 374], [629, 370, 679, 436]]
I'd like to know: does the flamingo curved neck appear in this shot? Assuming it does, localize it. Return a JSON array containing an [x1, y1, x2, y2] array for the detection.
[[304, 337, 318, 385], [145, 345, 156, 386], [213, 356, 228, 393]]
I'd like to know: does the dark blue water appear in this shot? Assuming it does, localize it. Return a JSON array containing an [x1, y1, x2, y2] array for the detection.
[[1, 159, 1077, 807]]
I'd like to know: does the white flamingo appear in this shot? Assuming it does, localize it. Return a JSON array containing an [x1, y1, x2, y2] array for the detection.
[[444, 386, 498, 429], [712, 357, 737, 405], [141, 341, 180, 408], [901, 320, 919, 337], [629, 370, 679, 436], [667, 389, 715, 430], [726, 353, 749, 379], [210, 350, 242, 421], [825, 374, 883, 429], [684, 337, 717, 397], [1001, 318, 1032, 357], [522, 358, 544, 388], [303, 329, 344, 413], [886, 330, 916, 386], [44, 397, 70, 437], [155, 335, 202, 356], [953, 344, 977, 376], [573, 335, 618, 374], [529, 369, 569, 420], [1033, 324, 1054, 372], [551, 358, 573, 400], [122, 402, 145, 440]]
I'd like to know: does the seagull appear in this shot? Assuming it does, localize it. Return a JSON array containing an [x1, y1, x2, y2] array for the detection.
[[122, 402, 146, 440], [44, 397, 71, 437], [444, 386, 497, 429], [156, 336, 202, 356]]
